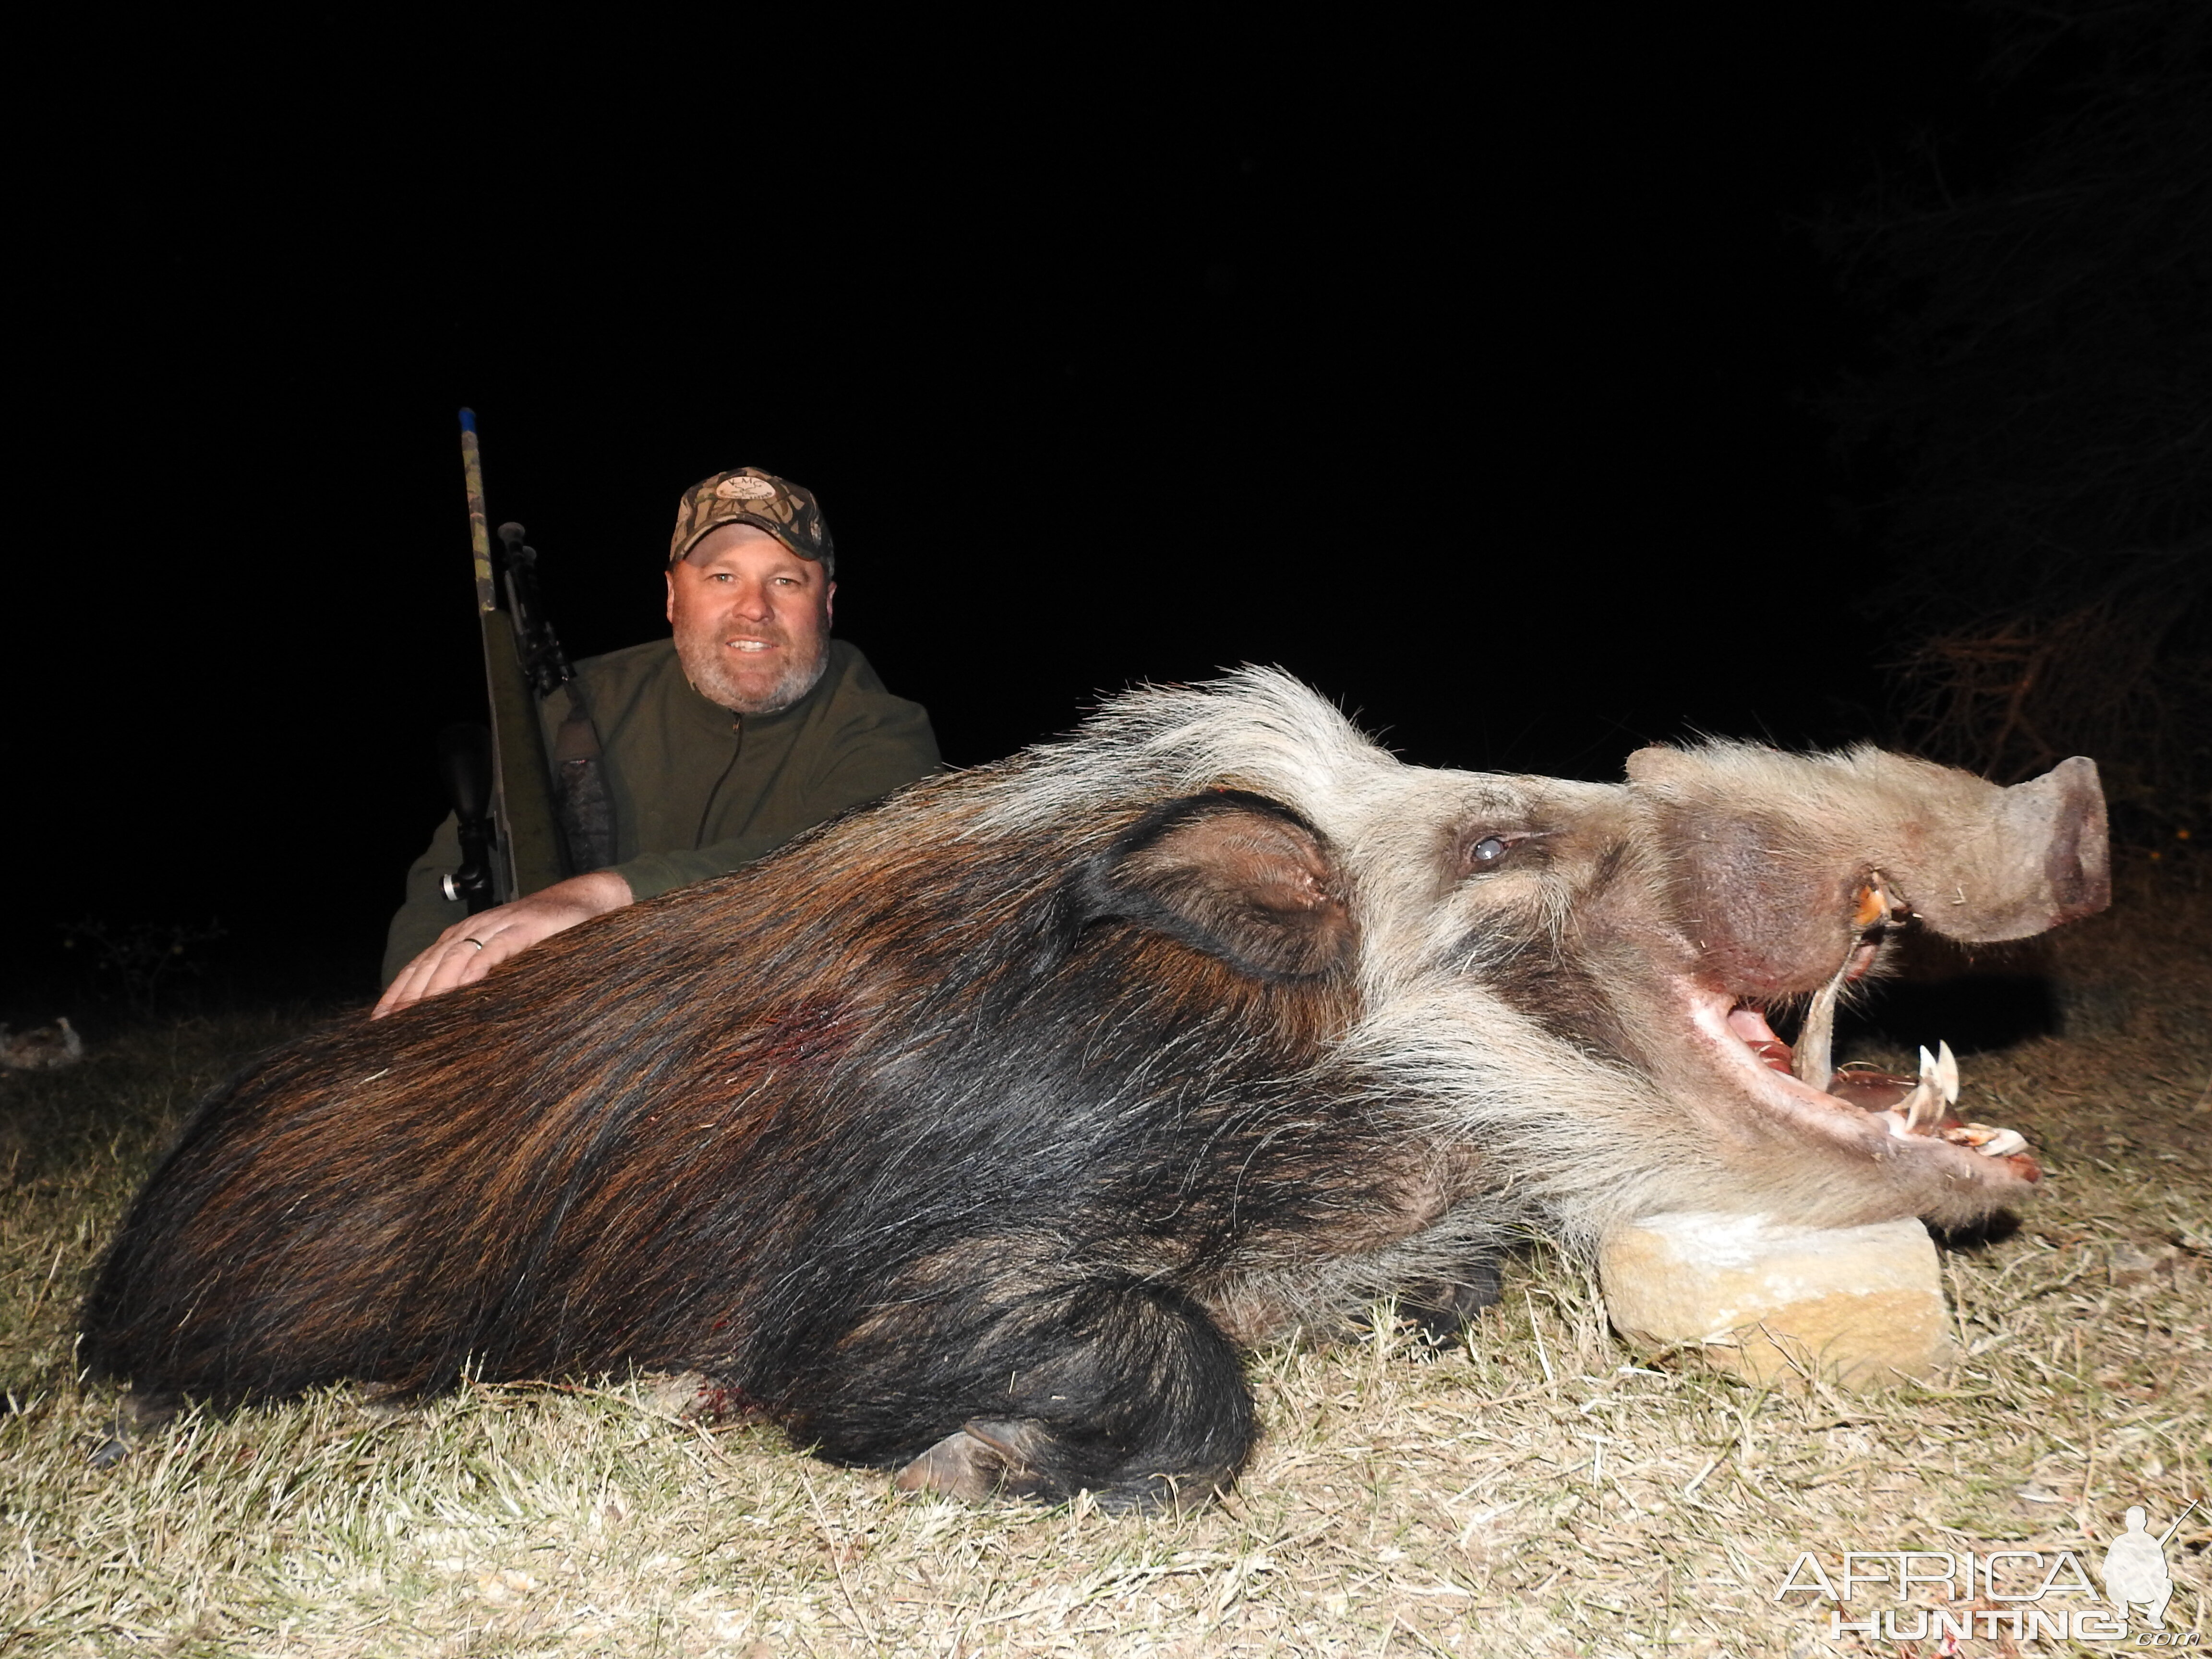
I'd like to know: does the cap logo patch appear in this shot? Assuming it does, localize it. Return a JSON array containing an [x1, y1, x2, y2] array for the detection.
[[715, 476, 780, 501]]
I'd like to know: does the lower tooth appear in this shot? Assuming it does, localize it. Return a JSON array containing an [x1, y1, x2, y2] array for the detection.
[[1935, 1039, 1960, 1106], [1898, 1079, 1939, 1134], [1966, 1126, 2027, 1158]]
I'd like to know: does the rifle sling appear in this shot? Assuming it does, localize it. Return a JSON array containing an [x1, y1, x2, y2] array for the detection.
[[552, 682, 618, 875]]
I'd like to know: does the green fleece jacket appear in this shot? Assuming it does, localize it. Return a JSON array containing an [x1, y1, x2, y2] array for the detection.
[[380, 638, 938, 985]]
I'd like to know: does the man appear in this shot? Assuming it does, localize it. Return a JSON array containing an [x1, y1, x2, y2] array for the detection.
[[375, 466, 938, 1015]]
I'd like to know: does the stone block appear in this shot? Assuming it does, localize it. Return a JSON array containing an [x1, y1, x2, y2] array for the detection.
[[1599, 1212, 1953, 1389]]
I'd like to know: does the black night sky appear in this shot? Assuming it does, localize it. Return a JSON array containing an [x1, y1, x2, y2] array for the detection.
[[8, 9, 2078, 1015]]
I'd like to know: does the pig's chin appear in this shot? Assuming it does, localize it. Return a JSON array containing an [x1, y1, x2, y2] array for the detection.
[[1677, 983, 2043, 1198]]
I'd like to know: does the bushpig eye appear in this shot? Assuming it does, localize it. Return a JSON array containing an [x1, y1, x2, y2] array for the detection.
[[1456, 829, 1534, 878]]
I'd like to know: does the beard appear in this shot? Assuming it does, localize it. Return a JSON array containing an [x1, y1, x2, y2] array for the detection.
[[675, 627, 831, 715]]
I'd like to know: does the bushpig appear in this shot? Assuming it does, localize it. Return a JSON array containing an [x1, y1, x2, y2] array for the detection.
[[82, 671, 2109, 1507]]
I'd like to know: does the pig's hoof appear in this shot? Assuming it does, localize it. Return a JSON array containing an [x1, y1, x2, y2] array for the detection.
[[122, 1388, 183, 1431], [1398, 1258, 1506, 1341], [87, 1388, 184, 1468], [87, 1420, 132, 1469], [893, 1418, 1053, 1501]]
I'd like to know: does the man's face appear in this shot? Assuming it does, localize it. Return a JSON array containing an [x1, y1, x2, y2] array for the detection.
[[666, 524, 837, 714]]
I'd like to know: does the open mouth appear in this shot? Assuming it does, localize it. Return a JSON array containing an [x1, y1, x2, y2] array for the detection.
[[1683, 940, 2042, 1187]]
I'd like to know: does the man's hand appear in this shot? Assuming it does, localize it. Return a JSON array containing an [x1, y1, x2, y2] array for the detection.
[[373, 870, 633, 1018]]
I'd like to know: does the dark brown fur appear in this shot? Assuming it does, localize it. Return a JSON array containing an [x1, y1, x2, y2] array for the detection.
[[82, 673, 2109, 1505]]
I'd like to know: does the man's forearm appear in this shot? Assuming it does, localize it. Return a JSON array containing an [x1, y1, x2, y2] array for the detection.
[[372, 869, 633, 1017]]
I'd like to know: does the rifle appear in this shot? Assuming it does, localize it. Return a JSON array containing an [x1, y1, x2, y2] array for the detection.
[[440, 410, 574, 910]]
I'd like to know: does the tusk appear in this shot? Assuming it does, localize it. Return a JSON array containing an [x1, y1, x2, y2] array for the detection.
[[1936, 1039, 1959, 1107], [1791, 959, 1851, 1094], [1901, 1088, 1939, 1134], [1894, 1084, 1940, 1135], [1899, 1047, 1944, 1133]]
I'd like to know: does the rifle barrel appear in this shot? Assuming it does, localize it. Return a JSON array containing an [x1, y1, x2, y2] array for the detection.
[[459, 409, 497, 615]]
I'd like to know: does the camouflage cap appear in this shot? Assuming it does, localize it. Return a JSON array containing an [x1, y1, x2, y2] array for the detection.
[[669, 468, 836, 578]]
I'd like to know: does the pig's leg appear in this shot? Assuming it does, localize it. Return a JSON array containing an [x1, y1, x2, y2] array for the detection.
[[801, 1275, 1256, 1510]]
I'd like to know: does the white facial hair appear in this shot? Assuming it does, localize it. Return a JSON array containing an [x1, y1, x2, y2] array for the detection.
[[677, 628, 831, 716]]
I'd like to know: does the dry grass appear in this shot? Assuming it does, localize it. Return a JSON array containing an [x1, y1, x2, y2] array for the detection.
[[2, 885, 2206, 1658]]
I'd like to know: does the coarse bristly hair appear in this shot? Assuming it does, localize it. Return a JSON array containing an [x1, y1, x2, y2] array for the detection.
[[81, 668, 2108, 1508]]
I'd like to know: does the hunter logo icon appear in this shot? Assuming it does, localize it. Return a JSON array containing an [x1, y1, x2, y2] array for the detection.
[[2103, 1501, 2196, 1628], [715, 475, 779, 501]]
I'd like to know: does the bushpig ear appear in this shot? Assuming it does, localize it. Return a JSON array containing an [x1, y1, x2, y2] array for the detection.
[[1078, 791, 1354, 979]]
